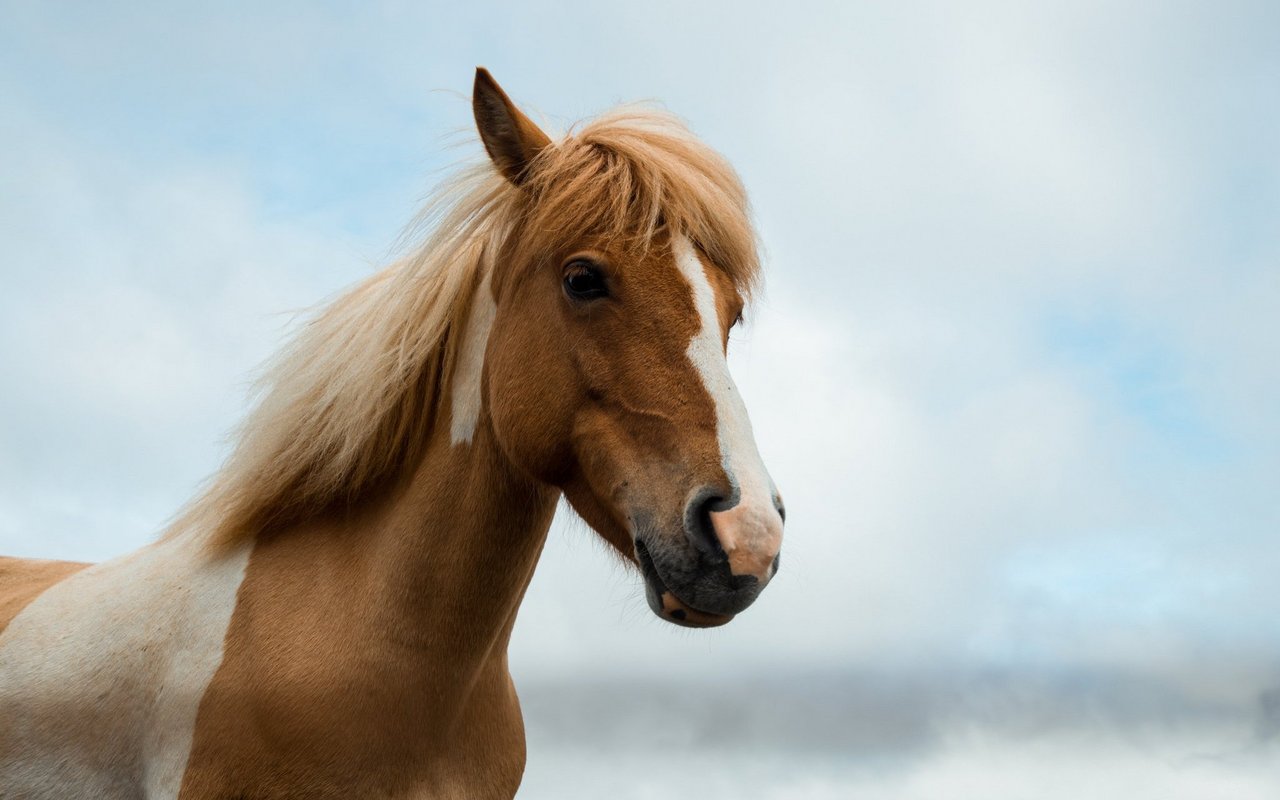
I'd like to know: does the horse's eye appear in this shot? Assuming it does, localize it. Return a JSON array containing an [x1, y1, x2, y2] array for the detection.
[[563, 261, 609, 300]]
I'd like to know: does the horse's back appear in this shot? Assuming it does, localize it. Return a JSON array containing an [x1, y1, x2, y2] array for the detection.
[[0, 555, 91, 633]]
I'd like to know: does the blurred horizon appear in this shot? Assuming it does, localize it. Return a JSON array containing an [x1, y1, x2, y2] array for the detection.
[[1, 1, 1277, 796], [515, 665, 1280, 798]]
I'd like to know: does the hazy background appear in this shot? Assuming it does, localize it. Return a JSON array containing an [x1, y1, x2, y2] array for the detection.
[[2, 1, 1277, 796]]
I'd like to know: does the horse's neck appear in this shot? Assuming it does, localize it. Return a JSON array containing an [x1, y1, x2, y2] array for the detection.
[[232, 413, 558, 695], [144, 417, 558, 794], [356, 417, 558, 665]]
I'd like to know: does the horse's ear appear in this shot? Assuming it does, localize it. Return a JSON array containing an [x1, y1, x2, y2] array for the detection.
[[472, 67, 552, 186]]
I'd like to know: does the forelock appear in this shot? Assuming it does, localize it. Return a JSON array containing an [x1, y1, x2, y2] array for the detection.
[[517, 108, 761, 298]]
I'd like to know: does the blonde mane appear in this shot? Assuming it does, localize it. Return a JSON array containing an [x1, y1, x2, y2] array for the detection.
[[177, 107, 761, 549]]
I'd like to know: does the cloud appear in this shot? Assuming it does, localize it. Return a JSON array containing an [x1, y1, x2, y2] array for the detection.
[[515, 668, 1280, 799], [0, 95, 371, 558]]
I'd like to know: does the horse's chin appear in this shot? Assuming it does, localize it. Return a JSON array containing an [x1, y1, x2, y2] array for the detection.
[[635, 539, 735, 628]]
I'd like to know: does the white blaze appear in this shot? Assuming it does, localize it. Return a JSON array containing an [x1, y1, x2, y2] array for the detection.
[[0, 533, 252, 799], [672, 235, 780, 575]]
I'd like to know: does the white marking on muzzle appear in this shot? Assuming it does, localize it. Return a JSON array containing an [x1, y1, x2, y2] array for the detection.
[[672, 236, 782, 580], [450, 270, 497, 445]]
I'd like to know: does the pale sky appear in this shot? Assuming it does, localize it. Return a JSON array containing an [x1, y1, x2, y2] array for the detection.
[[1, 0, 1277, 710]]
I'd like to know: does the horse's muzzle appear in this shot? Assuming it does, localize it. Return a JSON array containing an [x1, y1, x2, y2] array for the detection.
[[634, 532, 778, 628]]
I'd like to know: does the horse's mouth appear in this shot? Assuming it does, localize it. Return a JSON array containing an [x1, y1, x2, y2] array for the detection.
[[634, 539, 735, 628]]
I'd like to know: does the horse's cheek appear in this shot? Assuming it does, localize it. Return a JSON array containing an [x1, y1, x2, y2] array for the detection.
[[486, 321, 580, 485]]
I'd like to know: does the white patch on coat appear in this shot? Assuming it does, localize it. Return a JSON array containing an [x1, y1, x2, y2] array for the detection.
[[0, 532, 252, 799], [450, 270, 497, 445], [673, 235, 781, 576]]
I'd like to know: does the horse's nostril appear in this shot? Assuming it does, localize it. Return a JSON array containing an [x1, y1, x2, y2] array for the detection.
[[684, 490, 727, 561]]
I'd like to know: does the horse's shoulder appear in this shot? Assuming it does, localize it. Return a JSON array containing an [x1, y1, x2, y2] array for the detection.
[[0, 555, 92, 633]]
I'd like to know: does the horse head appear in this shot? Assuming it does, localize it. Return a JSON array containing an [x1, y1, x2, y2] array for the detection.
[[472, 69, 785, 627]]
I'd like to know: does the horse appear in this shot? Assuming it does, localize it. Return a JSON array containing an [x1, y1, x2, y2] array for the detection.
[[0, 68, 785, 799]]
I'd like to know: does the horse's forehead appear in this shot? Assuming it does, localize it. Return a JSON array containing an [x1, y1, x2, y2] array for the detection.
[[659, 239, 740, 336], [621, 236, 741, 329]]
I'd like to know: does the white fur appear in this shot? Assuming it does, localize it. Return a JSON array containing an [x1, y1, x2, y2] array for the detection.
[[0, 533, 251, 799], [450, 271, 497, 445], [673, 235, 778, 560]]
